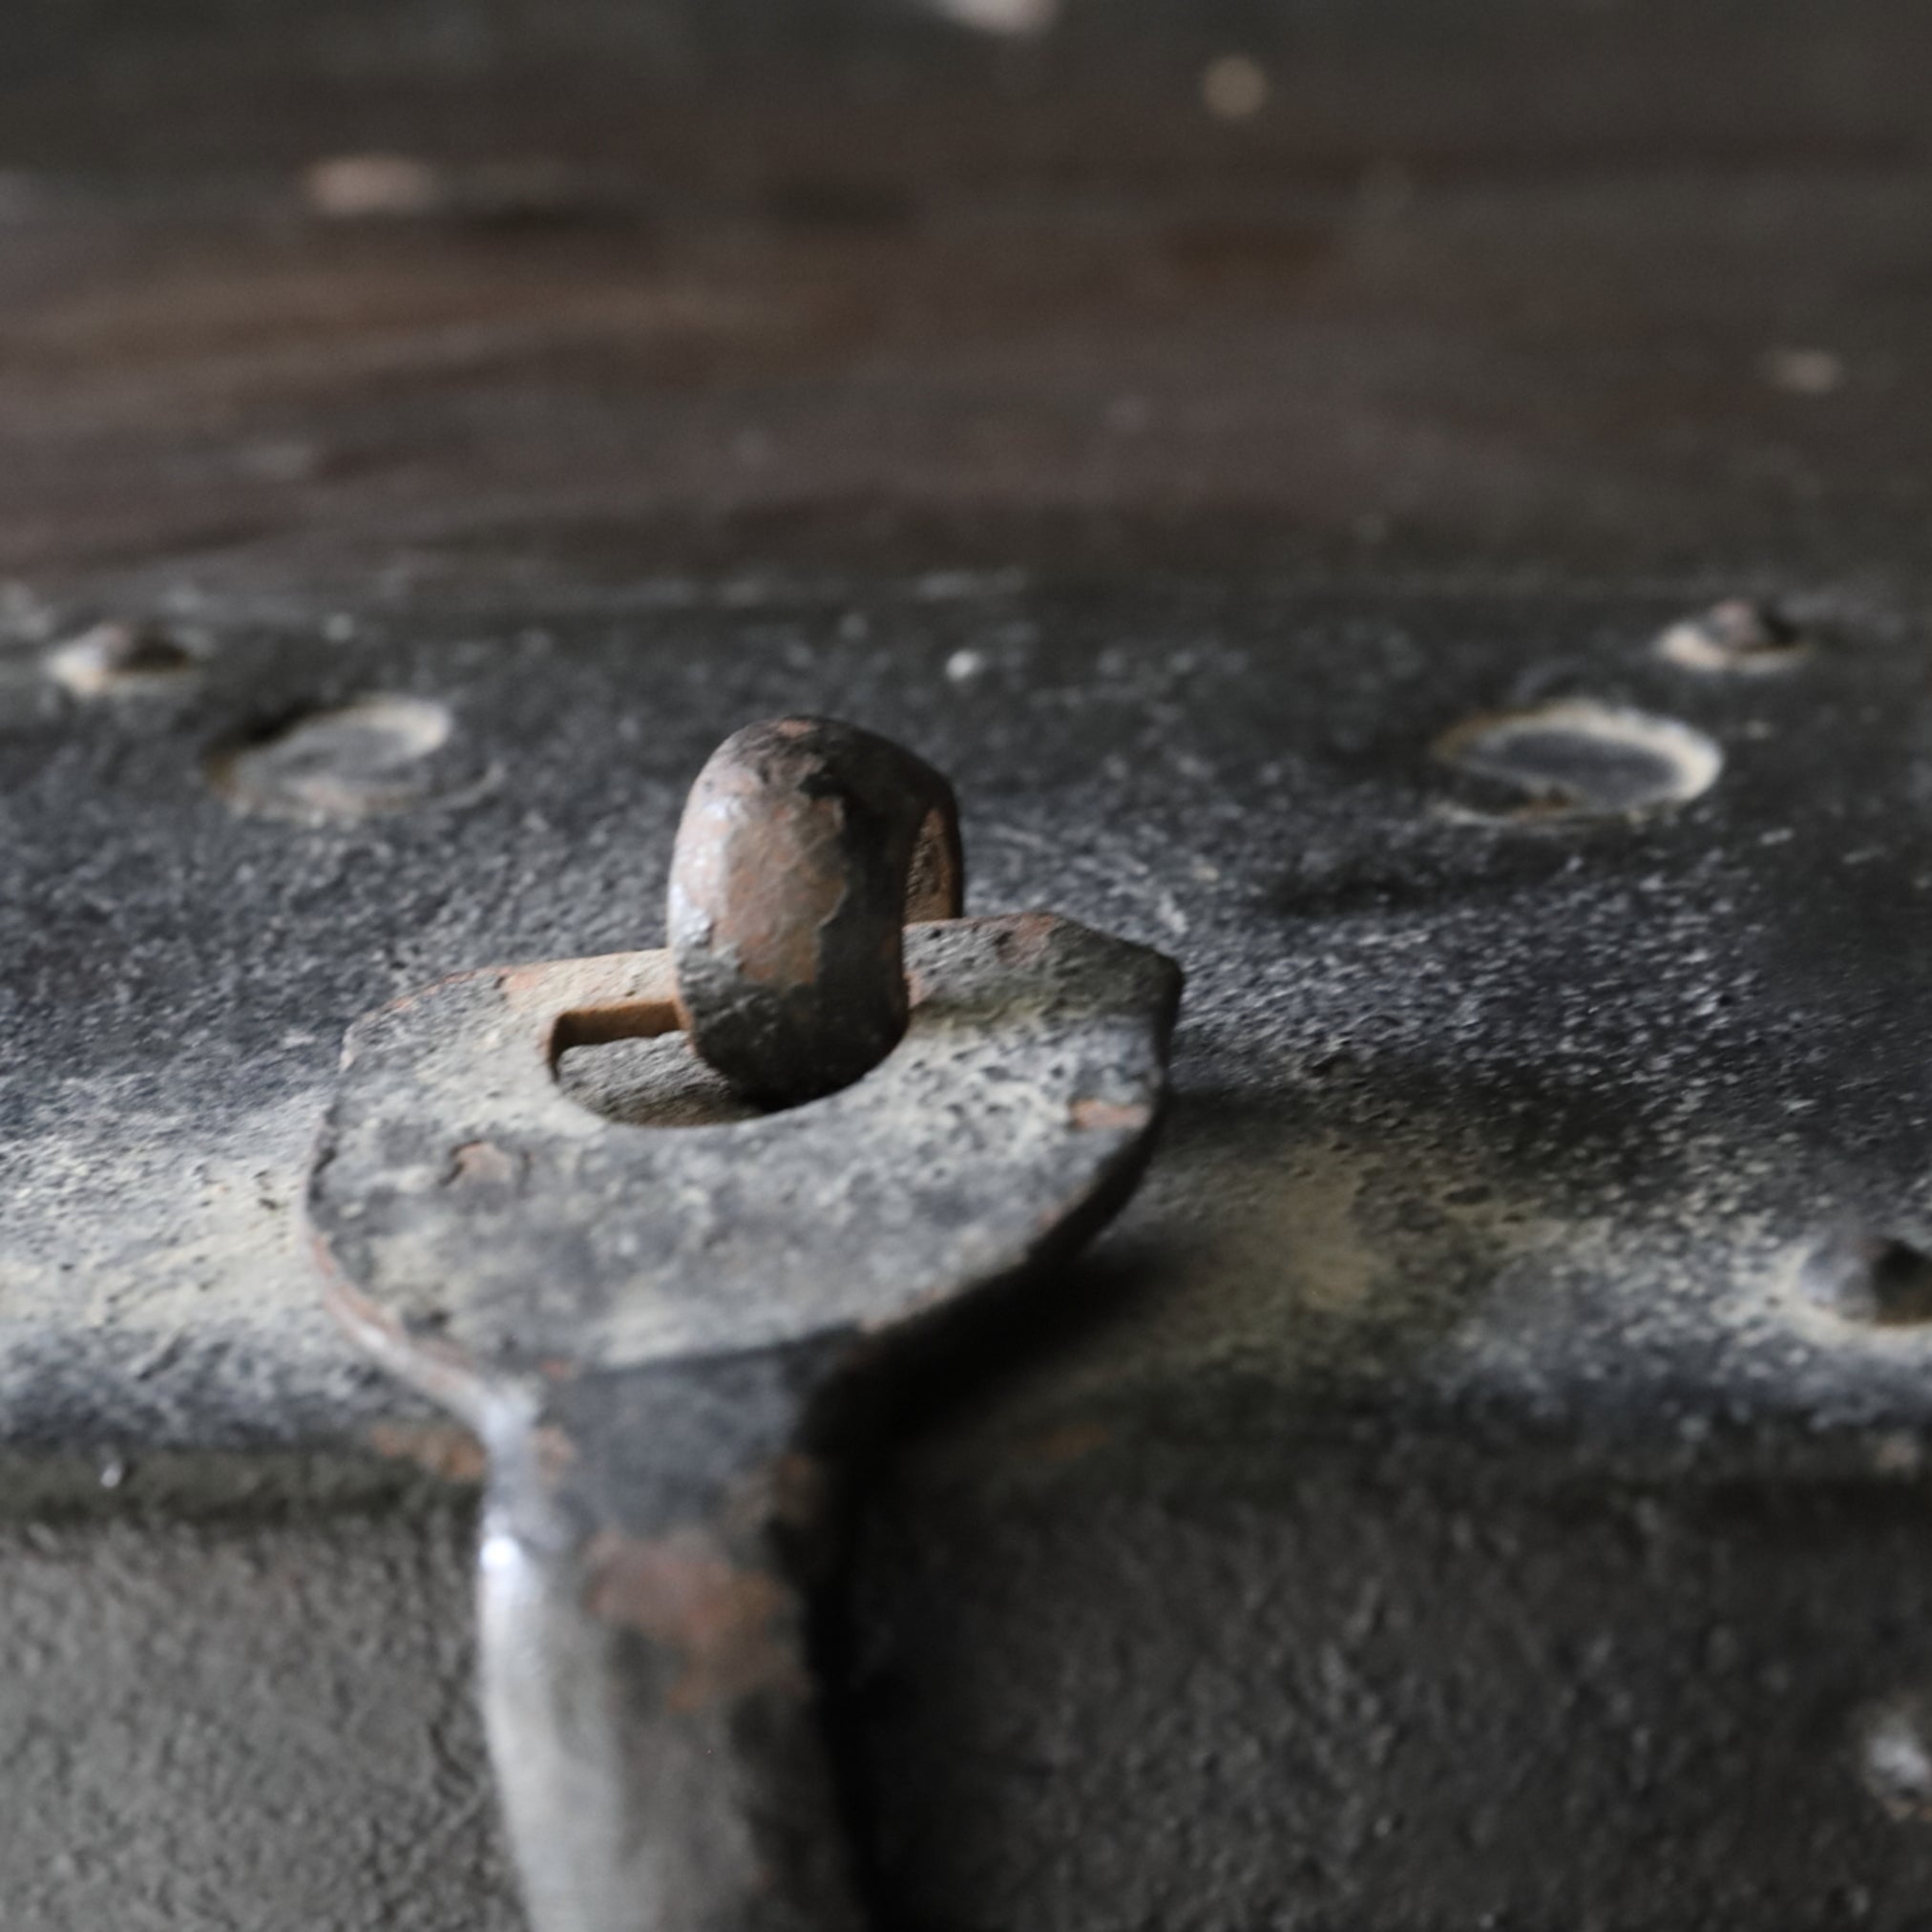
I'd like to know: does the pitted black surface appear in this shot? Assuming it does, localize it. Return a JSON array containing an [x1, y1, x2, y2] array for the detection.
[[8, 573, 1932, 1466]]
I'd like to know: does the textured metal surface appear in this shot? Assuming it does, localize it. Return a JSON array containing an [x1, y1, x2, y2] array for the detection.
[[9, 574, 1931, 1446], [10, 0, 1932, 1923], [0, 1503, 516, 1932], [10, 563, 1932, 1922], [312, 916, 1175, 1383]]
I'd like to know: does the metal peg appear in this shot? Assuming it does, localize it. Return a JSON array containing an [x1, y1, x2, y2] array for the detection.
[[669, 716, 965, 1106]]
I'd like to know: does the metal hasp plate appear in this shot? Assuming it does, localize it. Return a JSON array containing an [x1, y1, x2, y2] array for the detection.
[[305, 721, 1181, 1932]]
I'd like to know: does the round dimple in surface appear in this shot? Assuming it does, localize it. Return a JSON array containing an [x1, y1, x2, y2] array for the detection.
[[46, 620, 201, 696], [1858, 1695, 1932, 1820], [206, 695, 492, 820], [1655, 598, 1810, 674], [1434, 700, 1722, 820]]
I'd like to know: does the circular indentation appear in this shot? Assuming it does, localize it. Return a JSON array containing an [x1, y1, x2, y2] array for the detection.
[[1800, 1232, 1932, 1327], [557, 1033, 766, 1130], [46, 620, 201, 696], [927, 0, 1059, 32], [1762, 346, 1845, 397], [304, 154, 597, 227], [304, 154, 448, 220], [1858, 1696, 1932, 1821], [1656, 598, 1809, 675], [1435, 700, 1722, 820], [1201, 53, 1270, 121], [206, 695, 491, 821]]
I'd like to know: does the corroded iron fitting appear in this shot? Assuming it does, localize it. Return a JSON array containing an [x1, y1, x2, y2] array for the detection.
[[669, 716, 966, 1106], [307, 716, 1182, 1932]]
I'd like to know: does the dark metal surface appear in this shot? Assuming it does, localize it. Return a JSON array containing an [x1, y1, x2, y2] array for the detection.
[[10, 2, 1932, 1924], [11, 565, 1932, 1928], [11, 564, 1932, 1925], [669, 716, 964, 1104]]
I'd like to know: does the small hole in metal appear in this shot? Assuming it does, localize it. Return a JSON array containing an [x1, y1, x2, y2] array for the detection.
[[1656, 598, 1809, 674], [1801, 1233, 1932, 1327], [47, 620, 200, 695]]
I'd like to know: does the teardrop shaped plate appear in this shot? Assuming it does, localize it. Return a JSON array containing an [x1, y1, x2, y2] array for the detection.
[[307, 912, 1180, 1413]]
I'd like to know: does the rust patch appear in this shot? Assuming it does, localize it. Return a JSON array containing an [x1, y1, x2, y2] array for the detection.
[[582, 1527, 805, 1713], [995, 910, 1059, 966], [367, 1419, 488, 1484], [713, 791, 849, 989], [529, 1424, 578, 1490], [1071, 1098, 1152, 1132], [446, 1139, 518, 1186], [500, 952, 681, 1030], [903, 803, 961, 922], [667, 717, 965, 1103], [1019, 1418, 1115, 1467], [552, 997, 681, 1052], [382, 963, 491, 1018], [726, 1451, 830, 1540], [496, 962, 557, 1003]]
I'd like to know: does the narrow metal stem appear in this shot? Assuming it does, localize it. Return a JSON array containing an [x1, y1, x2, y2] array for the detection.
[[474, 1376, 863, 1932]]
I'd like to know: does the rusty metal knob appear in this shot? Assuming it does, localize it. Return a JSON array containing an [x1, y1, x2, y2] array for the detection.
[[667, 716, 965, 1106]]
